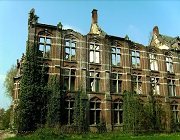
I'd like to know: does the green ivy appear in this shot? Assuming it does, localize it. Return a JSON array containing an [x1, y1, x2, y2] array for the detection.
[[46, 75, 66, 127], [73, 89, 88, 133], [17, 33, 48, 132]]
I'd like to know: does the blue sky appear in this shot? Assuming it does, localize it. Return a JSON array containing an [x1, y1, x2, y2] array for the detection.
[[0, 0, 180, 110]]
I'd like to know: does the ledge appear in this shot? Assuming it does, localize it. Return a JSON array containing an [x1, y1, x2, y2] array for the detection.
[[167, 72, 175, 75], [150, 70, 160, 73], [89, 63, 101, 66], [131, 67, 142, 71], [169, 96, 180, 99], [112, 65, 123, 69], [64, 60, 78, 64]]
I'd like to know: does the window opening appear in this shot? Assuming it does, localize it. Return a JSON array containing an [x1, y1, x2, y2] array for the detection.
[[90, 98, 101, 125], [171, 105, 179, 123], [168, 79, 176, 96], [150, 53, 158, 71], [151, 76, 160, 95], [112, 47, 121, 66], [39, 37, 51, 57], [65, 40, 76, 61], [166, 56, 173, 73], [114, 100, 123, 124], [131, 50, 140, 68], [132, 74, 142, 94], [65, 98, 74, 124], [111, 73, 122, 93], [89, 71, 100, 92], [89, 43, 100, 63], [64, 68, 75, 91]]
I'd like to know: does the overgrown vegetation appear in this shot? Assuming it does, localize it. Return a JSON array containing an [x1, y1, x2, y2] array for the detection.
[[6, 129, 180, 140], [0, 108, 11, 130], [46, 75, 66, 127], [4, 64, 17, 99], [123, 92, 166, 134], [17, 28, 48, 132], [72, 90, 88, 133]]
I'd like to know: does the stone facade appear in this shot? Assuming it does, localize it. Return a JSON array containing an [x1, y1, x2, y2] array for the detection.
[[13, 9, 180, 131]]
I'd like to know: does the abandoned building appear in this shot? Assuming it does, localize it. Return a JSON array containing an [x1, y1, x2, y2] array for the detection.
[[13, 9, 180, 131]]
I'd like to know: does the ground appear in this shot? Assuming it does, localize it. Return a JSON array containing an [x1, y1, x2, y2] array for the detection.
[[0, 130, 16, 140]]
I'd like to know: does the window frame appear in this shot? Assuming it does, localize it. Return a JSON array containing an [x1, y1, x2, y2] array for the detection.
[[111, 46, 121, 66], [166, 56, 173, 73], [151, 76, 160, 95], [168, 79, 176, 97], [65, 39, 77, 61], [63, 68, 76, 91], [149, 53, 158, 71], [131, 50, 140, 68], [89, 42, 100, 63], [113, 99, 123, 124], [132, 74, 142, 94], [39, 36, 51, 58], [65, 98, 74, 125], [171, 104, 179, 123], [89, 70, 100, 92], [90, 98, 101, 125], [111, 72, 122, 93]]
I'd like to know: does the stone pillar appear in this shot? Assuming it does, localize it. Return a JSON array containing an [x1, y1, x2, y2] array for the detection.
[[165, 96, 171, 132], [104, 94, 112, 131], [81, 68, 87, 92]]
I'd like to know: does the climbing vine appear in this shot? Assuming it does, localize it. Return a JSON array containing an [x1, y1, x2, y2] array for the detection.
[[73, 89, 88, 133]]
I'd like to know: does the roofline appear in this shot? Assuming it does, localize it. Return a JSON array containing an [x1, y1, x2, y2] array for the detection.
[[37, 23, 57, 29]]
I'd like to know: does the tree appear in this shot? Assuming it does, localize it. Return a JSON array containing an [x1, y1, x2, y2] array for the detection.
[[3, 64, 17, 99], [148, 31, 153, 45], [0, 108, 5, 129], [1, 108, 11, 129]]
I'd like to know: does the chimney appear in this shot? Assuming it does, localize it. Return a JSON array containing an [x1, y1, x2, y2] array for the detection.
[[17, 59, 20, 68], [92, 9, 98, 24], [153, 26, 159, 36]]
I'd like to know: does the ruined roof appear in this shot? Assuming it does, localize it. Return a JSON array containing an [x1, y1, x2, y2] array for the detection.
[[89, 22, 106, 36], [159, 34, 175, 44]]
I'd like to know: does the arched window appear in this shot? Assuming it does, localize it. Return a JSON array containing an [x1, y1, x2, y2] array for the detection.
[[113, 99, 123, 124], [90, 97, 101, 125], [65, 97, 74, 124], [171, 101, 179, 123]]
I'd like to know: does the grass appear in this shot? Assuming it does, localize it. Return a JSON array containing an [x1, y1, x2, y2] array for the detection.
[[5, 129, 180, 140]]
